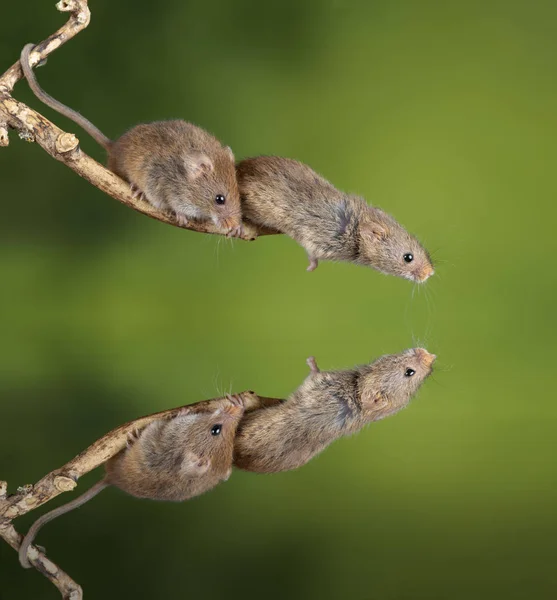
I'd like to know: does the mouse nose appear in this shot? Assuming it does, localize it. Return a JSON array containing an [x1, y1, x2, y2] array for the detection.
[[415, 348, 436, 368], [417, 265, 435, 282]]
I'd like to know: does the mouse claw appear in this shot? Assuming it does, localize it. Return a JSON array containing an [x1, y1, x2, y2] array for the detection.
[[173, 212, 190, 228], [129, 183, 146, 201], [226, 393, 244, 408], [126, 428, 141, 448], [226, 225, 244, 239], [306, 356, 320, 374]]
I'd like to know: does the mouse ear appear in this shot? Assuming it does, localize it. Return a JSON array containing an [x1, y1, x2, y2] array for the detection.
[[361, 221, 388, 241], [185, 154, 214, 180], [360, 386, 388, 412], [182, 452, 212, 477]]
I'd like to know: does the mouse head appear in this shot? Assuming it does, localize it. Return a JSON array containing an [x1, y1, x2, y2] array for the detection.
[[358, 348, 436, 421], [184, 146, 242, 234], [358, 207, 434, 283], [187, 395, 245, 479]]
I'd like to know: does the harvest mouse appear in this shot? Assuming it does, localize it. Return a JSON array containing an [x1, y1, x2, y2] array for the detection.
[[237, 156, 434, 281], [234, 348, 436, 473], [20, 44, 242, 235], [19, 395, 245, 568]]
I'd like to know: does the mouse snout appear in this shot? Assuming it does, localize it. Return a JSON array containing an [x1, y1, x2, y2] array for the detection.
[[416, 264, 435, 282], [415, 348, 436, 368]]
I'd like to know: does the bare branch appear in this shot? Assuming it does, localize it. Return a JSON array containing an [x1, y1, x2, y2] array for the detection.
[[0, 522, 82, 599], [0, 0, 90, 94]]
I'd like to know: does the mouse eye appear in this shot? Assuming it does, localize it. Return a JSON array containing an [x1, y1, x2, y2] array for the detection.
[[215, 194, 226, 205], [405, 368, 416, 377], [403, 253, 414, 263], [211, 424, 222, 436]]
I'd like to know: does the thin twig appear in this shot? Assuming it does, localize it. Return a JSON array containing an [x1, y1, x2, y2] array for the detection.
[[0, 522, 83, 600]]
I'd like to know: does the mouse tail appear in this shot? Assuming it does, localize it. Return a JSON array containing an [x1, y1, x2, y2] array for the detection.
[[20, 44, 112, 151], [19, 478, 109, 569]]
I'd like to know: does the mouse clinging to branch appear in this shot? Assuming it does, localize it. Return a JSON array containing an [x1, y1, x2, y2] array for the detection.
[[20, 44, 244, 236], [19, 395, 245, 568]]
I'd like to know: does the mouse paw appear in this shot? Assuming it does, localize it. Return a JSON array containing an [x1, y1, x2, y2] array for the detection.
[[225, 393, 244, 408], [173, 212, 191, 228], [226, 225, 244, 239], [129, 183, 146, 201], [126, 428, 141, 448], [306, 356, 320, 374]]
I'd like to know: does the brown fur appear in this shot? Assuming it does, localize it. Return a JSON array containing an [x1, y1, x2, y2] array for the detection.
[[20, 44, 242, 234], [19, 396, 244, 568], [108, 122, 241, 232], [234, 349, 436, 473], [237, 156, 434, 281], [105, 396, 243, 501]]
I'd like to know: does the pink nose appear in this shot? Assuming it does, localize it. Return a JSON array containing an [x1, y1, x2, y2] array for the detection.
[[417, 265, 435, 282], [415, 348, 436, 368]]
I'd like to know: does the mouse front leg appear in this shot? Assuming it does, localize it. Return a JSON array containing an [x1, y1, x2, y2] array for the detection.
[[129, 183, 146, 201], [306, 253, 319, 272], [226, 224, 245, 239], [126, 427, 142, 448], [172, 211, 191, 228]]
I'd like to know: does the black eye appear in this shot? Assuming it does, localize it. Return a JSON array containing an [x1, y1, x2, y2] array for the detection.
[[211, 424, 222, 436], [403, 253, 414, 263], [405, 368, 416, 377], [215, 194, 226, 205]]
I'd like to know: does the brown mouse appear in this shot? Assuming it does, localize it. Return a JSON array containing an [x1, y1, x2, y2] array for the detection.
[[237, 156, 434, 281], [234, 348, 436, 473], [19, 395, 245, 568], [20, 44, 242, 235]]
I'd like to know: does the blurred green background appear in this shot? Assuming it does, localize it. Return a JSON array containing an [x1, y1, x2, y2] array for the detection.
[[1, 0, 556, 598]]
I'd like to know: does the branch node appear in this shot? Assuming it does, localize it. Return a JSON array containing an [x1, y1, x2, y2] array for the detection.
[[18, 130, 35, 143], [76, 11, 90, 25], [55, 132, 79, 154], [0, 124, 8, 146], [0, 481, 7, 499], [56, 0, 79, 12], [17, 484, 33, 494], [24, 495, 39, 508], [4, 506, 20, 519], [54, 476, 77, 493]]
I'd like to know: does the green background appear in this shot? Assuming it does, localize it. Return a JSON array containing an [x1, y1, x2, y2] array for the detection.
[[1, 0, 556, 598]]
